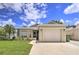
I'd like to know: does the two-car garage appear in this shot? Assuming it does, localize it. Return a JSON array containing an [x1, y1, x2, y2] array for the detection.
[[38, 24, 66, 42], [43, 29, 61, 41]]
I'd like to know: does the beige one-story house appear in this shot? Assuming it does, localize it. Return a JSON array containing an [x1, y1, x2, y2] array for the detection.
[[15, 24, 66, 42]]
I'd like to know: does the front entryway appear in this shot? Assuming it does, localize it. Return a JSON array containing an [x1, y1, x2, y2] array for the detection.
[[33, 30, 39, 41]]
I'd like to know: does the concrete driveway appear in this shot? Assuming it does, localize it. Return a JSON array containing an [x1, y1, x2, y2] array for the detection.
[[30, 40, 79, 55]]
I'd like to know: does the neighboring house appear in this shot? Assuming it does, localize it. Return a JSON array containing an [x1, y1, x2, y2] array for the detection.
[[15, 24, 66, 42], [66, 27, 74, 40], [66, 24, 79, 41]]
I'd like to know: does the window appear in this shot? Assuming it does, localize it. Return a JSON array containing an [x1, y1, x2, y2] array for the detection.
[[21, 32, 27, 38]]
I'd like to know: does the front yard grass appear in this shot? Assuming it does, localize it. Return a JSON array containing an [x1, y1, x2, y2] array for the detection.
[[0, 40, 32, 55]]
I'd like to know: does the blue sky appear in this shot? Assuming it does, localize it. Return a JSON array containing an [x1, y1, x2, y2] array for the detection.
[[0, 3, 79, 27]]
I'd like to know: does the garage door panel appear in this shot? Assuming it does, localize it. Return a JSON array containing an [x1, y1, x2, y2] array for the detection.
[[43, 29, 60, 41]]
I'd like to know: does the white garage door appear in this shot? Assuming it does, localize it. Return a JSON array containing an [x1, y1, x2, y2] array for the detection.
[[43, 29, 61, 41]]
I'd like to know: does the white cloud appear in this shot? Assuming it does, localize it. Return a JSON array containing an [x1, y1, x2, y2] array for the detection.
[[65, 20, 71, 23], [73, 18, 79, 25], [12, 4, 23, 12], [0, 15, 7, 18], [74, 20, 79, 25], [20, 16, 28, 22], [0, 18, 16, 27], [28, 21, 36, 26], [73, 18, 78, 21], [0, 3, 23, 13], [60, 19, 64, 23], [20, 3, 47, 25], [28, 19, 43, 26], [64, 3, 79, 14], [65, 20, 72, 25], [0, 3, 47, 18], [22, 22, 27, 26], [37, 19, 43, 24], [39, 3, 47, 7], [7, 19, 16, 26], [0, 3, 47, 26]]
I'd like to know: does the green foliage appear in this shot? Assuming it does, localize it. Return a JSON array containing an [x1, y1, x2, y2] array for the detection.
[[4, 24, 15, 39], [0, 27, 6, 35], [0, 24, 15, 40], [48, 20, 63, 24], [0, 27, 6, 40]]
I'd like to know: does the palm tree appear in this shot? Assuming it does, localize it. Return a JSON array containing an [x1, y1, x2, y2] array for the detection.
[[4, 24, 15, 39], [48, 20, 63, 24]]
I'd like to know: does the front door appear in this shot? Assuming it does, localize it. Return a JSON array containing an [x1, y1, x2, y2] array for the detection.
[[33, 30, 39, 40]]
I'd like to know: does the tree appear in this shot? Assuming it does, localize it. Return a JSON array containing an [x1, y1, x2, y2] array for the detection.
[[48, 20, 63, 24], [4, 24, 15, 39], [0, 27, 6, 36], [11, 25, 15, 36]]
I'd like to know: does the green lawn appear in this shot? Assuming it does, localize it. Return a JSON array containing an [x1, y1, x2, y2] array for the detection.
[[0, 40, 32, 55]]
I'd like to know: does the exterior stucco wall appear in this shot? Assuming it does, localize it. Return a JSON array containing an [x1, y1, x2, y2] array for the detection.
[[39, 29, 43, 41], [61, 29, 66, 42], [18, 29, 33, 39]]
